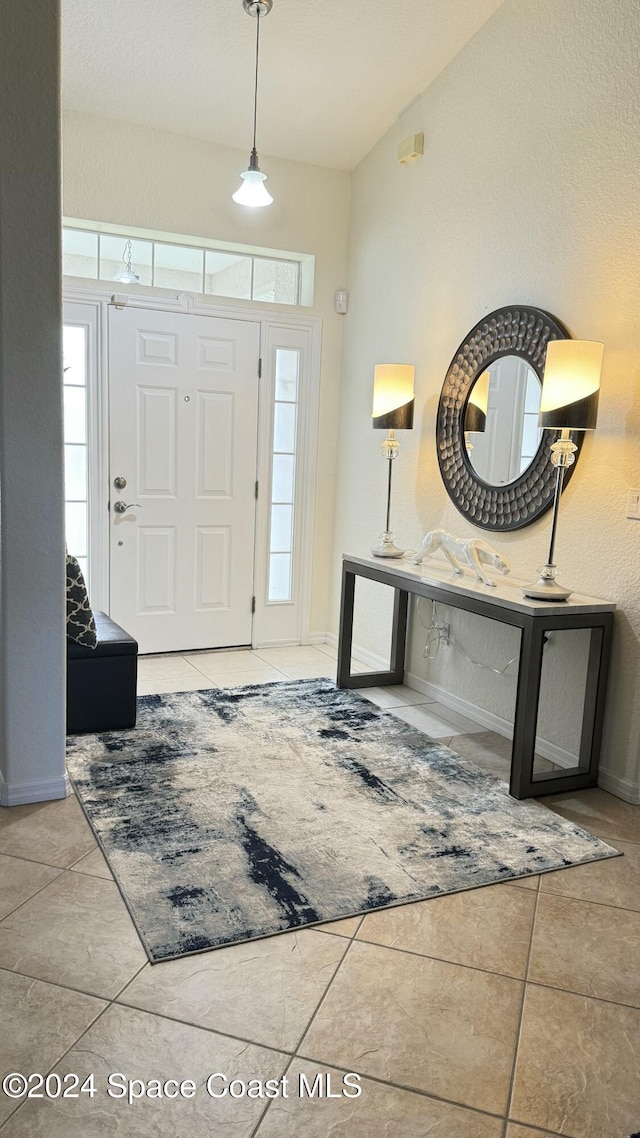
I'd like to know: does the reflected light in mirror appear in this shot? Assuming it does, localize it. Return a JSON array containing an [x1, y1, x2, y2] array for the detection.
[[465, 357, 542, 486], [465, 370, 490, 433]]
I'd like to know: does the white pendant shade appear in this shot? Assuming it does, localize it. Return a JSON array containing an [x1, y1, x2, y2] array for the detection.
[[112, 267, 140, 284], [232, 167, 274, 208]]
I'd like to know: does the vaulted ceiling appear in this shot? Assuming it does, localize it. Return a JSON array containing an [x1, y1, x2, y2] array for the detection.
[[62, 0, 505, 171]]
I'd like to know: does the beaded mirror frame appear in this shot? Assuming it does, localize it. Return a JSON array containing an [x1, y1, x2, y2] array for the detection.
[[436, 305, 582, 531]]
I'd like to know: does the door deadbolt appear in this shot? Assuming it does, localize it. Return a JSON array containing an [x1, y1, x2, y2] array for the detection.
[[113, 501, 141, 514], [114, 476, 127, 490]]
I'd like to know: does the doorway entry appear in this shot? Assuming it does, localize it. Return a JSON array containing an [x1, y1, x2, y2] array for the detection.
[[108, 305, 260, 654]]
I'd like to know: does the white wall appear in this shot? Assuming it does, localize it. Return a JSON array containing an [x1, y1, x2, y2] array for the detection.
[[331, 0, 640, 801], [62, 110, 351, 635], [0, 1, 67, 806]]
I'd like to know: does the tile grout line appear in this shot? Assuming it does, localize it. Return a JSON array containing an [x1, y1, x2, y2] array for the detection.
[[249, 1052, 297, 1138], [0, 847, 97, 873], [515, 976, 640, 1013], [291, 921, 364, 1053], [350, 932, 531, 983], [504, 1122, 564, 1137], [290, 1050, 509, 1125], [0, 868, 68, 926], [113, 996, 296, 1057], [536, 888, 640, 917], [248, 917, 367, 1138], [0, 958, 150, 1133], [503, 888, 541, 1133], [289, 918, 365, 1055]]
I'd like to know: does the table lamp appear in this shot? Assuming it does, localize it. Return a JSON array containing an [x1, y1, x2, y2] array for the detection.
[[523, 339, 603, 601], [371, 364, 415, 558]]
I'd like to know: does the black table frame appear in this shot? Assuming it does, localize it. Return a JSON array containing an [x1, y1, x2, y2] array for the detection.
[[337, 557, 614, 799]]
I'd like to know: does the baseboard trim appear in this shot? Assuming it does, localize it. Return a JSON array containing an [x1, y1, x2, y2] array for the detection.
[[597, 767, 640, 806], [324, 633, 390, 672], [253, 638, 307, 650], [0, 772, 71, 808], [405, 669, 580, 770]]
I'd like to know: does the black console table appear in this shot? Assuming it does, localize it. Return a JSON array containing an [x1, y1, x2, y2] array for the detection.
[[337, 554, 615, 799]]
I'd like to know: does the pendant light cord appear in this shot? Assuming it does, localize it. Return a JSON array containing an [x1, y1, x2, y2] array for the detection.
[[252, 11, 261, 152]]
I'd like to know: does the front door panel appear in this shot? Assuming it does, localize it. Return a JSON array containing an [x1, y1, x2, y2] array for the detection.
[[108, 306, 260, 653]]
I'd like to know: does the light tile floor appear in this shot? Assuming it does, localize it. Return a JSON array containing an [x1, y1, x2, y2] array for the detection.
[[0, 644, 639, 1136]]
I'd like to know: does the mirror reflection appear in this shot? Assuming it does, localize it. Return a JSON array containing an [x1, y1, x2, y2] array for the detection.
[[464, 356, 542, 485]]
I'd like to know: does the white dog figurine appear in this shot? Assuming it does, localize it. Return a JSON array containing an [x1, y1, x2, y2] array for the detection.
[[412, 529, 510, 588]]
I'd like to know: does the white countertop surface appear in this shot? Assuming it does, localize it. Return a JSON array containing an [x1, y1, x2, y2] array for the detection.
[[343, 554, 616, 617]]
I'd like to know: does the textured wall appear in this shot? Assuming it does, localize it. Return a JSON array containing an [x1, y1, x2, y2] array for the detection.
[[62, 111, 351, 635], [331, 0, 640, 799], [0, 1, 66, 804]]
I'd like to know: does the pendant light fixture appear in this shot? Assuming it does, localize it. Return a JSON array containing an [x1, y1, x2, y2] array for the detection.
[[112, 239, 140, 284], [232, 0, 274, 208]]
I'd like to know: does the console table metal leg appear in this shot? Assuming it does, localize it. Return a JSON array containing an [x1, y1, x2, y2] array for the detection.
[[578, 625, 606, 781], [337, 566, 356, 687], [390, 588, 409, 684], [510, 614, 613, 798], [583, 615, 613, 779], [510, 621, 545, 799], [337, 566, 409, 690]]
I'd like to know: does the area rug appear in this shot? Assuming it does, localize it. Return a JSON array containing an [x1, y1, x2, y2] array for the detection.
[[66, 678, 619, 963]]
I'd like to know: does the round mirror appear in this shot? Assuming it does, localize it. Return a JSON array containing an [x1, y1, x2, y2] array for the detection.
[[436, 305, 582, 531], [463, 357, 542, 485]]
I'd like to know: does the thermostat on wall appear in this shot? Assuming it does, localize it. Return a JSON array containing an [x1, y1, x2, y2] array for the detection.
[[335, 288, 349, 314]]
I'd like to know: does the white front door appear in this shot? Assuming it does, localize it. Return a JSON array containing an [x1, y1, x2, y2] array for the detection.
[[108, 305, 260, 654]]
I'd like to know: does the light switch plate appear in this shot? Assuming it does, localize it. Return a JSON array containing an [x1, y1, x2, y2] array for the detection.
[[627, 488, 640, 519]]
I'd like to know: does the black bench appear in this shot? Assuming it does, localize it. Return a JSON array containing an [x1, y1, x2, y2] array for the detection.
[[67, 611, 138, 734]]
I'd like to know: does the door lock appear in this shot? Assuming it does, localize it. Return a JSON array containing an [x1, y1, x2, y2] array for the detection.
[[113, 501, 141, 514], [114, 476, 127, 490]]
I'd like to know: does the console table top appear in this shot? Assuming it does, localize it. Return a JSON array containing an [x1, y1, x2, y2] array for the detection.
[[343, 554, 616, 617]]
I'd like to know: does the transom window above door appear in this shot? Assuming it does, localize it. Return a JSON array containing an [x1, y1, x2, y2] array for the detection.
[[62, 220, 314, 308]]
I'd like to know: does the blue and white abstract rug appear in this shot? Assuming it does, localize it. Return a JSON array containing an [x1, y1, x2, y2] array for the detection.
[[66, 679, 618, 963]]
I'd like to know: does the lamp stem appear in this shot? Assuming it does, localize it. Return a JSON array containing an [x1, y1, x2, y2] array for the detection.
[[546, 463, 565, 570], [522, 428, 577, 601], [371, 428, 404, 558]]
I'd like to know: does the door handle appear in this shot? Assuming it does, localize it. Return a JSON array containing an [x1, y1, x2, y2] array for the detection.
[[113, 501, 141, 514]]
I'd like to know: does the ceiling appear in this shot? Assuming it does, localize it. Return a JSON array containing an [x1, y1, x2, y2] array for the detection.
[[62, 0, 505, 171]]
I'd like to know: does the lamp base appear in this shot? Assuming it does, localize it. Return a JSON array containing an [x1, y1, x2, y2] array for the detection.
[[371, 533, 405, 559], [522, 576, 572, 601]]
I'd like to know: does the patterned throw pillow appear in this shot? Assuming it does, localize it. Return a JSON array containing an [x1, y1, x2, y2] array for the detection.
[[66, 552, 97, 649]]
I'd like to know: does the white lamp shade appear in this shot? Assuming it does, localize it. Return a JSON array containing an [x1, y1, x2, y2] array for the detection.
[[232, 168, 274, 207], [372, 365, 415, 419], [539, 339, 603, 430]]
